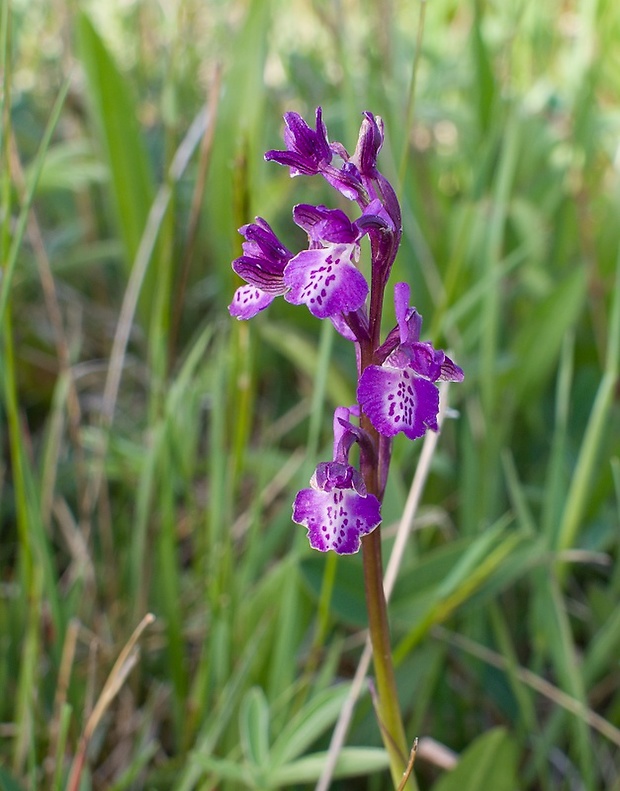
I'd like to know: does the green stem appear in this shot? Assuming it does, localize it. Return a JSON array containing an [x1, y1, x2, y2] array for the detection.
[[361, 527, 415, 789]]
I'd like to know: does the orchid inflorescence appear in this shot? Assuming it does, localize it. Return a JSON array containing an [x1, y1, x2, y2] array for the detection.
[[229, 107, 463, 555]]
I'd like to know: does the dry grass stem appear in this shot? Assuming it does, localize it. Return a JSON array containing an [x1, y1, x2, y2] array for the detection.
[[65, 613, 155, 791]]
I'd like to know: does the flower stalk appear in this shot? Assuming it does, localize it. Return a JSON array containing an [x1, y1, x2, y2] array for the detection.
[[362, 527, 415, 789], [229, 106, 463, 788]]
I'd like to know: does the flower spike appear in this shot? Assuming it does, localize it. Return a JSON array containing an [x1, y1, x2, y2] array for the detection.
[[229, 106, 465, 789], [229, 109, 464, 555]]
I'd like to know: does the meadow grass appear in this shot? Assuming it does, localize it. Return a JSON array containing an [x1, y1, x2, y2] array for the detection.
[[1, 0, 619, 789]]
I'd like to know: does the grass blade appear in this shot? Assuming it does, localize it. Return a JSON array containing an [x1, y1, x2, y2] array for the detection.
[[75, 11, 155, 288]]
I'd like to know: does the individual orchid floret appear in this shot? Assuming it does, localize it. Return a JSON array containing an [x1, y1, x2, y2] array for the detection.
[[350, 111, 385, 178], [357, 282, 464, 440], [292, 461, 382, 554], [292, 409, 381, 554], [283, 204, 369, 321], [265, 107, 365, 202], [264, 108, 332, 176], [229, 217, 293, 320], [345, 112, 402, 266], [293, 203, 360, 245]]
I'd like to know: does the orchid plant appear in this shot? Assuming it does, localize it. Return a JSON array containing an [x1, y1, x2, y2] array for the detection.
[[229, 107, 463, 788]]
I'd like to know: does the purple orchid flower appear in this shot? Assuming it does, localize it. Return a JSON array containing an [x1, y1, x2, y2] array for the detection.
[[292, 407, 381, 554], [292, 462, 381, 554], [229, 217, 293, 320], [265, 107, 365, 202], [349, 111, 384, 176], [357, 282, 464, 440], [264, 108, 332, 176], [349, 113, 400, 224], [243, 108, 468, 784], [284, 204, 368, 320]]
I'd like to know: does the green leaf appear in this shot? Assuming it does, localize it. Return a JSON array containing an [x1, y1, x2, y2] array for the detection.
[[510, 267, 586, 403], [393, 519, 523, 661], [270, 684, 355, 766], [188, 756, 253, 787], [556, 253, 620, 554], [391, 519, 519, 619], [75, 10, 156, 306], [431, 728, 518, 791], [530, 571, 593, 785], [33, 140, 107, 193], [270, 747, 389, 786], [0, 767, 26, 791], [471, 0, 497, 133], [239, 687, 271, 769], [205, 0, 274, 266]]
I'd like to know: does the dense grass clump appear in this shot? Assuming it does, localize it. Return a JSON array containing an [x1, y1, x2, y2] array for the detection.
[[1, 1, 619, 789]]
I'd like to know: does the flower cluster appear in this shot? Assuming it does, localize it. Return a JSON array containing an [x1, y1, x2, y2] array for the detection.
[[230, 108, 463, 554]]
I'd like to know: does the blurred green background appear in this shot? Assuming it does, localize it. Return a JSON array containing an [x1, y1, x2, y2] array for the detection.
[[1, 0, 619, 789]]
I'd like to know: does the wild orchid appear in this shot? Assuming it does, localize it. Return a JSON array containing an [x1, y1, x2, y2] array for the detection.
[[229, 107, 463, 788], [230, 108, 463, 551]]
